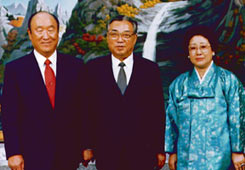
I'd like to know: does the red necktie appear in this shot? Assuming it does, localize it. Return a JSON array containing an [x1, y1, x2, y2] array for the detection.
[[44, 59, 56, 108]]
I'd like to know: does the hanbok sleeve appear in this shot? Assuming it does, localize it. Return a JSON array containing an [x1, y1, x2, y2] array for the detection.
[[226, 74, 245, 152], [238, 83, 245, 153], [165, 84, 178, 153]]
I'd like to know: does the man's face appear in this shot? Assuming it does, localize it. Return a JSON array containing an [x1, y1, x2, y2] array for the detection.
[[107, 20, 137, 61], [28, 12, 59, 58]]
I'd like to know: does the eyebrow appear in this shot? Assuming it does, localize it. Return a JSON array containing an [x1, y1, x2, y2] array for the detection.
[[109, 29, 131, 32], [48, 26, 55, 29], [35, 26, 43, 30], [189, 42, 210, 45]]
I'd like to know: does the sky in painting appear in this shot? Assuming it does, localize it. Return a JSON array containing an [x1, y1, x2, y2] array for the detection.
[[0, 0, 77, 16]]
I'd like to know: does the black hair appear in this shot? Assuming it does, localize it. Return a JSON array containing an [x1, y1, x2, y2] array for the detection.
[[28, 11, 60, 32], [107, 15, 138, 34]]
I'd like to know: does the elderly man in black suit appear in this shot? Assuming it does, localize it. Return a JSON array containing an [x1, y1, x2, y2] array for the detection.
[[2, 11, 87, 170], [86, 15, 166, 170]]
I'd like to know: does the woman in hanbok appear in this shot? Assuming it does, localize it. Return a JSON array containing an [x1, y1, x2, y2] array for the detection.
[[165, 26, 245, 170]]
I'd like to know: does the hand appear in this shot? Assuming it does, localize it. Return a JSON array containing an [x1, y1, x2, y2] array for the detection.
[[8, 155, 24, 170], [168, 153, 177, 170], [82, 149, 94, 167], [157, 153, 166, 169], [83, 149, 94, 161], [232, 153, 245, 170]]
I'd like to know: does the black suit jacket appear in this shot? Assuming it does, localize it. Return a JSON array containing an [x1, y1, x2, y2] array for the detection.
[[86, 54, 165, 170], [2, 51, 87, 170]]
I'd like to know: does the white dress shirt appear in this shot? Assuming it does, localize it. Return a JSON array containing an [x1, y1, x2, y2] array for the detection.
[[34, 49, 57, 84], [111, 53, 134, 85], [195, 60, 213, 84]]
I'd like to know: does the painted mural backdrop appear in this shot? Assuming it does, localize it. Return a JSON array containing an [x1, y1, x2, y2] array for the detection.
[[0, 0, 244, 130]]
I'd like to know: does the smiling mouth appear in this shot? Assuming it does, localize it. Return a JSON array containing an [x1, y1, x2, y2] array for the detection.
[[41, 42, 52, 45]]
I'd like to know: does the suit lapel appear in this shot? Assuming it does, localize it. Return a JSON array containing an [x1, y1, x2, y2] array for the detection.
[[55, 53, 77, 112], [104, 55, 122, 95], [26, 52, 53, 111], [54, 53, 66, 110], [105, 54, 143, 96], [124, 55, 142, 96]]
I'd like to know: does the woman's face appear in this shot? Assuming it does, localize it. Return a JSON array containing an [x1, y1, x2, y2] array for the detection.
[[188, 35, 214, 70]]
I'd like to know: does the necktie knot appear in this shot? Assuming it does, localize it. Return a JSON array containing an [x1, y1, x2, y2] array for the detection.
[[45, 59, 51, 66], [119, 62, 126, 68]]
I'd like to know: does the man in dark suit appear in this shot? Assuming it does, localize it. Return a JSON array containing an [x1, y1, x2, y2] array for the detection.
[[2, 11, 86, 170], [86, 15, 166, 170]]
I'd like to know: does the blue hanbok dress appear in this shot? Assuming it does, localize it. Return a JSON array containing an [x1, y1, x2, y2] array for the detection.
[[165, 63, 245, 170]]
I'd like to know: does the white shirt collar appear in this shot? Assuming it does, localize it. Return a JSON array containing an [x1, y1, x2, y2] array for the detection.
[[34, 50, 57, 83], [112, 53, 133, 69], [111, 53, 134, 85], [34, 49, 57, 68], [195, 60, 213, 84]]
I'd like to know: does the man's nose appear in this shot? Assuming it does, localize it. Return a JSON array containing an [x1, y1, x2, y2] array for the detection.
[[42, 30, 49, 39], [117, 34, 124, 42]]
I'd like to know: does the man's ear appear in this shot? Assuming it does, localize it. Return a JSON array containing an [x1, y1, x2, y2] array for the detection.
[[133, 34, 138, 45], [27, 28, 32, 41]]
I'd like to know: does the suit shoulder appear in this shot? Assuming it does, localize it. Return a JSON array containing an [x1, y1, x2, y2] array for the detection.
[[5, 53, 32, 69], [135, 56, 160, 73], [134, 55, 157, 66], [86, 56, 108, 71], [136, 55, 157, 65], [87, 56, 107, 64], [58, 52, 84, 65]]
